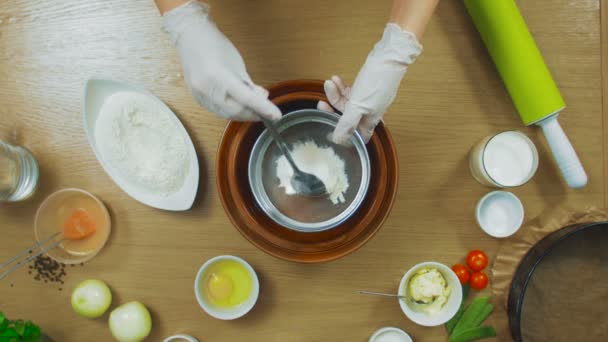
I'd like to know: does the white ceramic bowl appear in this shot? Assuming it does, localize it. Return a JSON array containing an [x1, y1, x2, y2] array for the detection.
[[476, 191, 524, 238], [163, 334, 199, 342], [194, 255, 260, 320], [369, 327, 412, 342], [398, 262, 463, 327], [83, 78, 199, 211]]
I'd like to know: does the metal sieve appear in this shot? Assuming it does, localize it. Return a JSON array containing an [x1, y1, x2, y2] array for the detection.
[[248, 109, 371, 232]]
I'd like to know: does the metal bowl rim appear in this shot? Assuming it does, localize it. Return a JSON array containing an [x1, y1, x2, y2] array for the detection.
[[248, 109, 371, 232]]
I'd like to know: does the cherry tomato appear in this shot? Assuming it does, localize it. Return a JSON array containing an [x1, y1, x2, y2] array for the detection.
[[452, 264, 471, 285], [469, 271, 489, 290], [466, 250, 489, 272]]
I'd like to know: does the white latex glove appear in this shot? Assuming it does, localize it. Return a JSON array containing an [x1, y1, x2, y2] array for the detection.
[[163, 1, 281, 121], [318, 23, 422, 144]]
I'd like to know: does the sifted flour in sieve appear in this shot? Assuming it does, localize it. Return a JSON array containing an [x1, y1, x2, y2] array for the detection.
[[275, 140, 349, 205], [95, 91, 189, 195]]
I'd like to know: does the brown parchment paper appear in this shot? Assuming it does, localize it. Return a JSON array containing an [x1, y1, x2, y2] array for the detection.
[[490, 206, 608, 341]]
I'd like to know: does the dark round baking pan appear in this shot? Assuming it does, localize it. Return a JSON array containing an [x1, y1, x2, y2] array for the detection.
[[508, 221, 608, 341]]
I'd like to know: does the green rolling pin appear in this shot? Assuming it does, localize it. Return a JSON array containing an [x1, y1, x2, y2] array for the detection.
[[464, 0, 587, 188]]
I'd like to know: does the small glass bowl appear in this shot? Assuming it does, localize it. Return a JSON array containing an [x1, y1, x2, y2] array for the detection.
[[34, 188, 111, 264]]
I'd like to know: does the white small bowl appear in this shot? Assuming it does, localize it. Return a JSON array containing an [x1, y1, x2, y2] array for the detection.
[[163, 334, 199, 342], [369, 327, 412, 342], [398, 262, 463, 327], [194, 255, 260, 320], [476, 191, 524, 238]]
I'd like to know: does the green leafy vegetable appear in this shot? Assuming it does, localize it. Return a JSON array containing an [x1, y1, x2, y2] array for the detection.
[[447, 302, 467, 334], [13, 321, 24, 336], [446, 285, 470, 334], [452, 296, 490, 336], [446, 292, 496, 342], [1, 329, 20, 337], [0, 313, 7, 333], [0, 312, 42, 342], [470, 303, 493, 329], [462, 284, 471, 300], [449, 326, 497, 342]]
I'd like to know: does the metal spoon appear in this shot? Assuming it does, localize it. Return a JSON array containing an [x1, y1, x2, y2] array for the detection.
[[257, 115, 327, 197], [359, 291, 431, 305], [358, 291, 407, 299], [0, 232, 64, 280]]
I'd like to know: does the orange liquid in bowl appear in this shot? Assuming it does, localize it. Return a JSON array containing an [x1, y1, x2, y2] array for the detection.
[[35, 189, 110, 263]]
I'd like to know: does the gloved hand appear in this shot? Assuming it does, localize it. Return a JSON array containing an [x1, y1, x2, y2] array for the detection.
[[163, 1, 281, 121], [318, 23, 422, 144]]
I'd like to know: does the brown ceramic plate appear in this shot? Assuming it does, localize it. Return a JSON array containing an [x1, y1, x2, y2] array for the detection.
[[216, 80, 398, 263]]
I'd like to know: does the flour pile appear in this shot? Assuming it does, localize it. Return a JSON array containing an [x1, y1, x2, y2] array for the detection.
[[275, 140, 349, 205], [95, 91, 189, 195]]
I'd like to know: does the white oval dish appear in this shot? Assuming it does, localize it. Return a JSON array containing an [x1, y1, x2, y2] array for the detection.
[[398, 262, 462, 327], [194, 255, 260, 320], [369, 327, 412, 342], [83, 78, 199, 211]]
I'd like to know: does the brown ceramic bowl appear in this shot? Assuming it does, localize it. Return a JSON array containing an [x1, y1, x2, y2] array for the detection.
[[216, 79, 398, 263]]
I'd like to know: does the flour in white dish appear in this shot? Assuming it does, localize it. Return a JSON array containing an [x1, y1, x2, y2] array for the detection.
[[275, 140, 349, 205], [94, 91, 189, 195]]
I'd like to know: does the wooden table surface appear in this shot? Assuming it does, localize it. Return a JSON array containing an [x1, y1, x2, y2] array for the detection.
[[1, 0, 605, 341]]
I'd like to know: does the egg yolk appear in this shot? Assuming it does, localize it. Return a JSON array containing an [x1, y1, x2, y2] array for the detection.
[[63, 208, 97, 240], [207, 273, 233, 301], [202, 260, 253, 308]]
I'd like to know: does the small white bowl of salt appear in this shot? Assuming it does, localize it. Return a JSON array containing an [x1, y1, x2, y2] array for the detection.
[[369, 327, 413, 342]]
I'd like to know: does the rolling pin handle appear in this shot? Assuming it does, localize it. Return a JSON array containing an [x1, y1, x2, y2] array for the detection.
[[537, 115, 588, 189]]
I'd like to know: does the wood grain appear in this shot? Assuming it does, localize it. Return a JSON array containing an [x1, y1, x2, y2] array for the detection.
[[0, 0, 603, 341], [603, 0, 608, 205]]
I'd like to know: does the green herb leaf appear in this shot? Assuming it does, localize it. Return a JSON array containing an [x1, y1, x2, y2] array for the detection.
[[23, 322, 30, 336], [470, 303, 493, 329], [446, 302, 467, 334], [449, 326, 497, 342], [13, 320, 24, 336], [29, 325, 41, 337], [452, 296, 490, 336], [1, 328, 19, 337], [446, 284, 472, 334], [24, 334, 42, 342], [0, 313, 7, 333], [0, 313, 42, 342], [22, 321, 41, 341], [462, 284, 471, 301]]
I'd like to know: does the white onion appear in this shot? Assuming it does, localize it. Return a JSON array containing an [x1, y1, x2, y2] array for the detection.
[[71, 279, 112, 319], [109, 301, 152, 342]]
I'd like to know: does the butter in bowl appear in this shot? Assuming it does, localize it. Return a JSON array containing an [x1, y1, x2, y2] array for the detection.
[[398, 262, 463, 327]]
